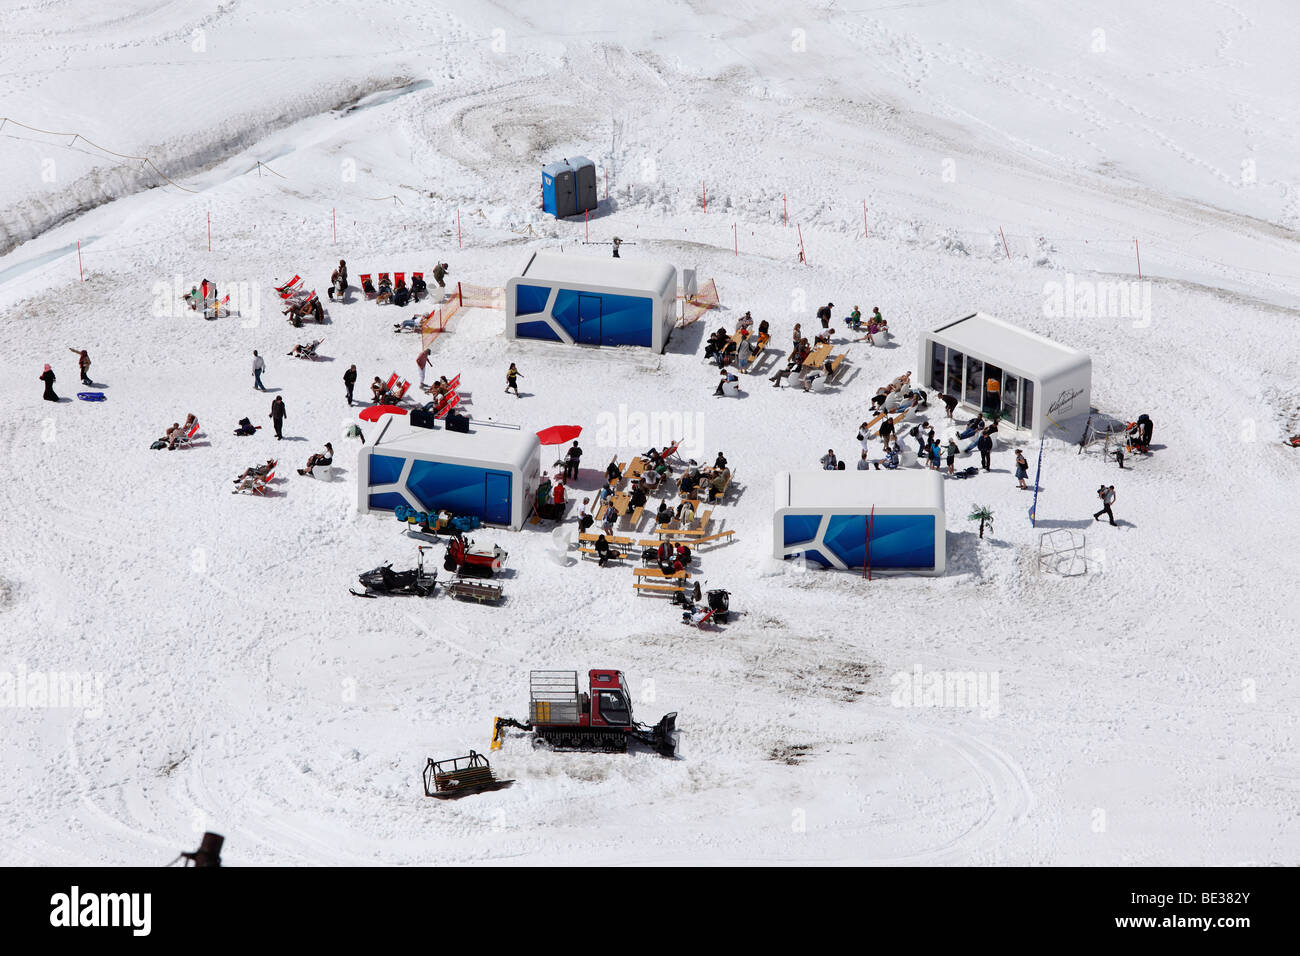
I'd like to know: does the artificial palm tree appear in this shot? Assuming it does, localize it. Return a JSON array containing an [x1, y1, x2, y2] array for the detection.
[[968, 505, 994, 539]]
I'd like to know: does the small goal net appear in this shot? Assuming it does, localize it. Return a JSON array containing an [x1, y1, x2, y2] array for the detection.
[[1037, 529, 1088, 577]]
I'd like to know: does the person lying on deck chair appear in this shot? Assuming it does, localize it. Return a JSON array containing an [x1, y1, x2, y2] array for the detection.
[[376, 275, 393, 303], [234, 460, 276, 484], [362, 276, 376, 297], [298, 443, 333, 477], [410, 274, 427, 299]]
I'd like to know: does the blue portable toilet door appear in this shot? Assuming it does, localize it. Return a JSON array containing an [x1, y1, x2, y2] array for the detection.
[[577, 294, 602, 345], [484, 471, 512, 525]]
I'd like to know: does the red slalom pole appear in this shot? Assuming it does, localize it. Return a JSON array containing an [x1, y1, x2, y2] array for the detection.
[[1000, 226, 1010, 260], [77, 240, 83, 281], [797, 223, 807, 264], [1135, 239, 1142, 277], [457, 209, 462, 249]]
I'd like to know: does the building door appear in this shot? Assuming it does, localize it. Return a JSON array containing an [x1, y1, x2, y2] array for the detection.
[[577, 294, 602, 345], [982, 363, 1003, 419], [1002, 374, 1019, 426], [483, 472, 512, 525]]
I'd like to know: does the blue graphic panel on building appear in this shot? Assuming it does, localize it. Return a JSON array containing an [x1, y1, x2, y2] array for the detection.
[[782, 514, 823, 548], [368, 491, 411, 512], [515, 283, 550, 316], [824, 513, 935, 569], [516, 318, 561, 341], [788, 548, 834, 568], [406, 460, 491, 515], [368, 454, 406, 487], [553, 289, 652, 347]]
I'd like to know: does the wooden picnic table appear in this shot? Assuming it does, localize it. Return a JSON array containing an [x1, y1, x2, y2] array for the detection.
[[625, 457, 646, 480], [599, 492, 631, 521], [803, 341, 833, 369]]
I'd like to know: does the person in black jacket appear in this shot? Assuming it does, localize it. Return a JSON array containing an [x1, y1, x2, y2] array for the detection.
[[343, 364, 357, 406], [940, 393, 959, 420], [40, 364, 58, 401], [564, 441, 583, 479], [977, 428, 993, 471], [270, 396, 286, 440], [817, 302, 833, 329]]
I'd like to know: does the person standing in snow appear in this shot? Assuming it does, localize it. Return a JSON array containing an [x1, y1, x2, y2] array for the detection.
[[612, 237, 622, 258], [564, 441, 583, 480], [816, 302, 833, 329], [269, 395, 286, 440], [39, 364, 58, 402], [1093, 484, 1118, 526], [879, 415, 896, 446], [432, 262, 449, 299], [252, 350, 267, 391], [416, 348, 431, 387], [343, 364, 357, 406], [67, 348, 92, 385], [977, 428, 994, 471], [1014, 450, 1029, 489], [505, 362, 521, 397], [947, 438, 959, 475], [577, 497, 594, 533]]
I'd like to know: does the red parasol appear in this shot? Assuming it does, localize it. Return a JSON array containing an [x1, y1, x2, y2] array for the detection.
[[536, 425, 583, 445], [359, 405, 408, 423]]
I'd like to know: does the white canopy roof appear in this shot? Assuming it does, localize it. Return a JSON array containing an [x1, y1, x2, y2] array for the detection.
[[519, 251, 676, 296], [927, 312, 1088, 381], [372, 417, 538, 469], [775, 469, 945, 512]]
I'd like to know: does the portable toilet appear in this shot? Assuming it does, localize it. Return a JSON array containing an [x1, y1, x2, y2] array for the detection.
[[570, 156, 597, 212], [542, 157, 597, 218], [542, 161, 576, 218]]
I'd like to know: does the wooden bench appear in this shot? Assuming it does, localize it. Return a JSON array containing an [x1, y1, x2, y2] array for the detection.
[[578, 546, 626, 563], [803, 341, 832, 369], [633, 568, 690, 580], [654, 510, 713, 537], [691, 529, 736, 548], [578, 532, 635, 547], [625, 457, 647, 480], [634, 580, 687, 595], [826, 353, 847, 382], [623, 506, 645, 530]]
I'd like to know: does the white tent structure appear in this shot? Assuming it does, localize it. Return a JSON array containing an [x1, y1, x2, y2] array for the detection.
[[505, 251, 678, 353], [919, 312, 1092, 438], [356, 418, 541, 531], [773, 470, 946, 576]]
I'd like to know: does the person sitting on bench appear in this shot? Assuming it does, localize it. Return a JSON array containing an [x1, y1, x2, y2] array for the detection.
[[655, 501, 672, 526], [680, 468, 701, 499], [594, 534, 616, 567], [707, 467, 731, 502], [605, 458, 622, 483], [675, 498, 697, 526], [628, 482, 648, 513], [299, 443, 333, 477], [235, 459, 276, 483]]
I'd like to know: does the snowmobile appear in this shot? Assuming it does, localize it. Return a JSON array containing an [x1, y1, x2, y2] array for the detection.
[[351, 546, 437, 598]]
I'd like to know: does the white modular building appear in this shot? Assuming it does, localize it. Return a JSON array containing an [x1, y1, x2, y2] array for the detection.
[[505, 252, 678, 353], [773, 470, 946, 576], [919, 312, 1092, 438]]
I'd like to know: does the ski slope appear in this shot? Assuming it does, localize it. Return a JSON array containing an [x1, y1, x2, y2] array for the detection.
[[0, 0, 1297, 866]]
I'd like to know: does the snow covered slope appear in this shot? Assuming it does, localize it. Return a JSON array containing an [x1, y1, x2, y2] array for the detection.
[[0, 0, 1297, 865]]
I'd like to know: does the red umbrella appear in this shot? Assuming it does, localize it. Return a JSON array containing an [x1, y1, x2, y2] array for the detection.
[[536, 425, 582, 445], [359, 405, 408, 423]]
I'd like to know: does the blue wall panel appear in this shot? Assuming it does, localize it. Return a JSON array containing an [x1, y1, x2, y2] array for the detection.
[[782, 514, 822, 548], [515, 284, 551, 316], [516, 318, 561, 341], [368, 454, 406, 487]]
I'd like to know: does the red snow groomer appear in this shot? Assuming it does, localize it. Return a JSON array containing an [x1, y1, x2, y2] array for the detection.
[[443, 532, 507, 578], [492, 670, 677, 757]]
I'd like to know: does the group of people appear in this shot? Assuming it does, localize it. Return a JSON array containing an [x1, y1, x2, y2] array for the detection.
[[704, 312, 771, 372], [284, 294, 324, 327], [361, 262, 446, 306], [846, 305, 888, 344], [575, 447, 729, 539]]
